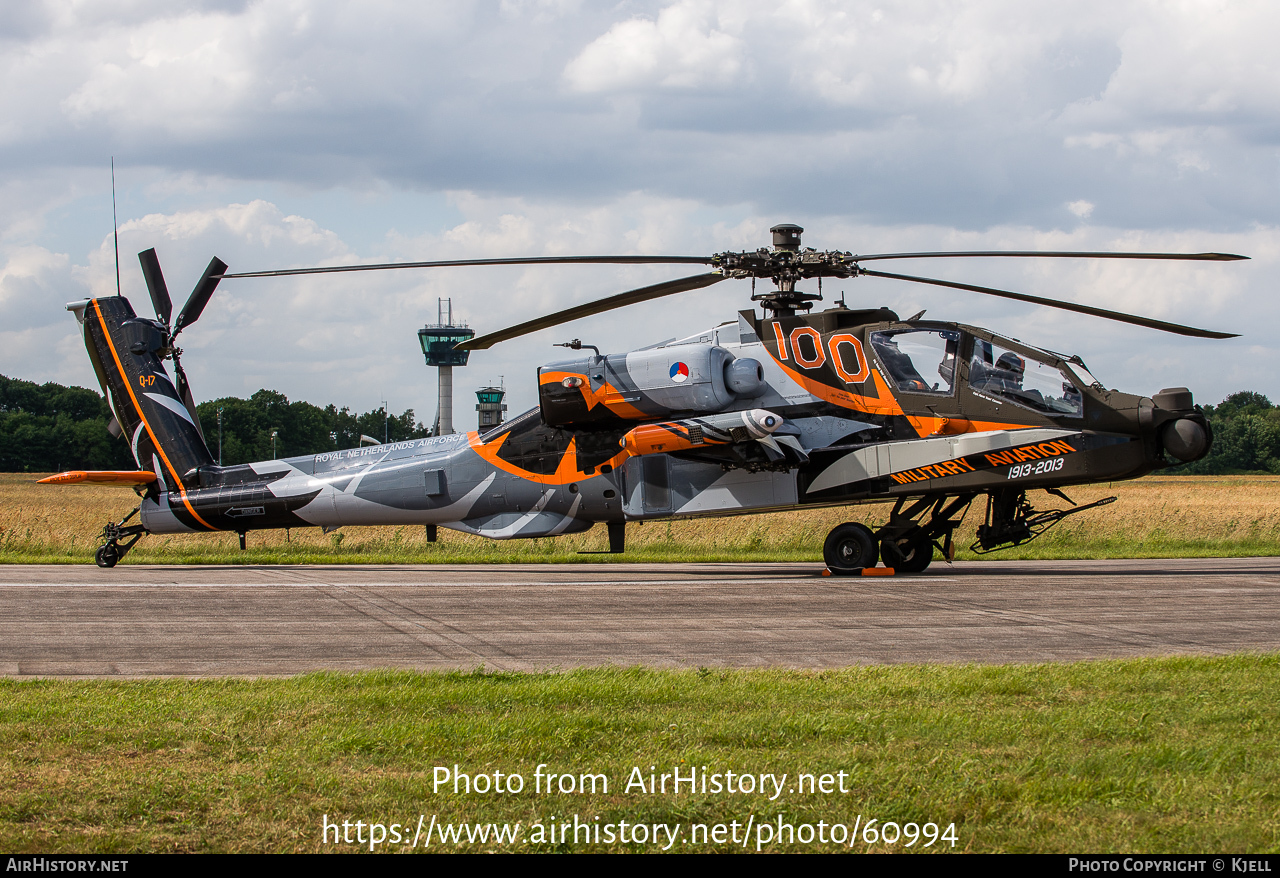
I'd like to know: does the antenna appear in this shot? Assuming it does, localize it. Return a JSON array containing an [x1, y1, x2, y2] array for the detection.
[[111, 157, 121, 297]]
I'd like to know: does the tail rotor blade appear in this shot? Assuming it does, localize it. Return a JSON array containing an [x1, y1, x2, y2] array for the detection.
[[171, 352, 207, 445], [137, 249, 173, 327], [174, 257, 228, 336]]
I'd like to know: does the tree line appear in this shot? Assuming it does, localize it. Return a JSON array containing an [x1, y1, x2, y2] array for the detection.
[[3, 373, 1279, 474], [0, 374, 428, 472], [1175, 391, 1280, 475]]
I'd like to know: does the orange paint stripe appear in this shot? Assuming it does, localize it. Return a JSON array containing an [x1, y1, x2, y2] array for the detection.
[[467, 431, 630, 486], [93, 299, 217, 530], [907, 414, 1034, 437], [540, 370, 648, 420], [769, 352, 906, 417]]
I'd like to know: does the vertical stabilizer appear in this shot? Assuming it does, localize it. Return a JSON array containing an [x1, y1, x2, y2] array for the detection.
[[74, 296, 216, 499]]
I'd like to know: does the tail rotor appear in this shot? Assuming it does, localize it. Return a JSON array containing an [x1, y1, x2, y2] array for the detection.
[[134, 249, 227, 443]]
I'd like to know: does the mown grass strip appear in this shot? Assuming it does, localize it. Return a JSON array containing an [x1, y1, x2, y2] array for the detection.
[[5, 473, 1280, 564], [2, 657, 1278, 852]]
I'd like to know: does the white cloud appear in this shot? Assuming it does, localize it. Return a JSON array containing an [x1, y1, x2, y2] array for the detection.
[[564, 0, 745, 92], [0, 246, 78, 327], [0, 0, 1274, 235], [0, 245, 98, 390], [1067, 200, 1095, 219], [1098, 0, 1280, 118]]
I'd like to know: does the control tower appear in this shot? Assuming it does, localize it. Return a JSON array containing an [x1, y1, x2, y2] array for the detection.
[[476, 382, 507, 432], [417, 298, 474, 435]]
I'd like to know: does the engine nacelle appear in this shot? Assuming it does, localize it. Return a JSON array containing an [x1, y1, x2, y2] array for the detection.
[[538, 344, 764, 426]]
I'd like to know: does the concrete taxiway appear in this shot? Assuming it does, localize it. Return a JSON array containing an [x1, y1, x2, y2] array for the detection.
[[1, 557, 1277, 676]]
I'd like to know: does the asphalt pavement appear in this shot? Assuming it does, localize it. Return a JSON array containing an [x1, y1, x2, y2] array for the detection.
[[1, 557, 1277, 676]]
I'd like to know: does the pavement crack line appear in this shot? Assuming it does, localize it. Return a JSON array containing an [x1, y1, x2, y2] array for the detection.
[[309, 583, 512, 669], [347, 585, 523, 666]]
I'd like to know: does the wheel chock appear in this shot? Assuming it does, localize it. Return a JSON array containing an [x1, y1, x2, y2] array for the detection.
[[822, 566, 898, 577]]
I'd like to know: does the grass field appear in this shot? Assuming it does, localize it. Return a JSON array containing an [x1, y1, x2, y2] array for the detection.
[[4, 476, 1278, 853], [1, 658, 1277, 853], [2, 473, 1279, 564]]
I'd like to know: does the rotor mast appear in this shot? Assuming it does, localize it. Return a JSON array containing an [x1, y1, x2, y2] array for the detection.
[[722, 223, 852, 318]]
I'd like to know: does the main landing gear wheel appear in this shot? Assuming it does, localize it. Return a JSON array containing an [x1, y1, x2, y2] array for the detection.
[[823, 522, 878, 576], [881, 533, 934, 574], [95, 544, 120, 569]]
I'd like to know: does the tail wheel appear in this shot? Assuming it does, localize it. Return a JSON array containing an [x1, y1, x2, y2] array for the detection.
[[95, 545, 120, 569], [823, 522, 878, 575], [881, 533, 934, 573]]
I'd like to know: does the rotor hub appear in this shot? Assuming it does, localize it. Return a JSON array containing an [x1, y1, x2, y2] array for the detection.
[[714, 229, 859, 316]]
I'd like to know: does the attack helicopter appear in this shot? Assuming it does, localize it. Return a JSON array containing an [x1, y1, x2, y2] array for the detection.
[[45, 224, 1244, 573]]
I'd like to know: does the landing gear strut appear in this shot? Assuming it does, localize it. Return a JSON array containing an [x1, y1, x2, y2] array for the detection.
[[823, 486, 1118, 575], [875, 493, 976, 574], [95, 507, 146, 568], [823, 493, 975, 577]]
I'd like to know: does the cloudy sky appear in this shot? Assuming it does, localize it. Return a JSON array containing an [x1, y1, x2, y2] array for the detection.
[[2, 0, 1276, 425]]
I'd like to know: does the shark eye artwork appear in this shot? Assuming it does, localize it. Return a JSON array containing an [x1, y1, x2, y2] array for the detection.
[[47, 224, 1243, 574]]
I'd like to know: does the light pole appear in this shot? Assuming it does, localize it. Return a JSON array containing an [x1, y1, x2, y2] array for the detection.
[[271, 429, 278, 460], [217, 406, 223, 465]]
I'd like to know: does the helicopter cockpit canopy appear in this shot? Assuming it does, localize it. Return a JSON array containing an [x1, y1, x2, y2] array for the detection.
[[969, 338, 1084, 417], [870, 326, 1089, 418], [870, 329, 960, 395]]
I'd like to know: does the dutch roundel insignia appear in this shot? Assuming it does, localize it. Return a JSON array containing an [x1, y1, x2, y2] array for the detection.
[[670, 362, 690, 383]]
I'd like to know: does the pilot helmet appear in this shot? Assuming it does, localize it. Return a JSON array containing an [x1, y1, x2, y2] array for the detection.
[[995, 352, 1025, 375]]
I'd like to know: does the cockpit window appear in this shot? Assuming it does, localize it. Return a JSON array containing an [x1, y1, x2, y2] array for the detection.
[[870, 329, 959, 395], [970, 340, 1083, 416], [1065, 361, 1104, 391]]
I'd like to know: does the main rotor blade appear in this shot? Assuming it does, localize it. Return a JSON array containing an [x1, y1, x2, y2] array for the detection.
[[137, 248, 172, 326], [457, 272, 726, 351], [851, 250, 1248, 262], [860, 268, 1239, 339], [219, 254, 716, 279], [173, 257, 228, 336]]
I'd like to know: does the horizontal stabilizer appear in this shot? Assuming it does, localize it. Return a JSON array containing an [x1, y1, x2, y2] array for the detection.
[[38, 470, 158, 486]]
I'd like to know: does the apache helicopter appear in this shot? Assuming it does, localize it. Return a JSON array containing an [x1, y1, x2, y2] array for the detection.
[[45, 224, 1244, 573]]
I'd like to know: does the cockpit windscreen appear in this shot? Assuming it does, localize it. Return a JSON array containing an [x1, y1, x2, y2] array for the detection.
[[870, 329, 959, 395], [970, 340, 1083, 416]]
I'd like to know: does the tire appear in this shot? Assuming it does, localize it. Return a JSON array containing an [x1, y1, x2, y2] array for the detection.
[[95, 545, 119, 569], [881, 534, 933, 574], [823, 522, 878, 575]]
